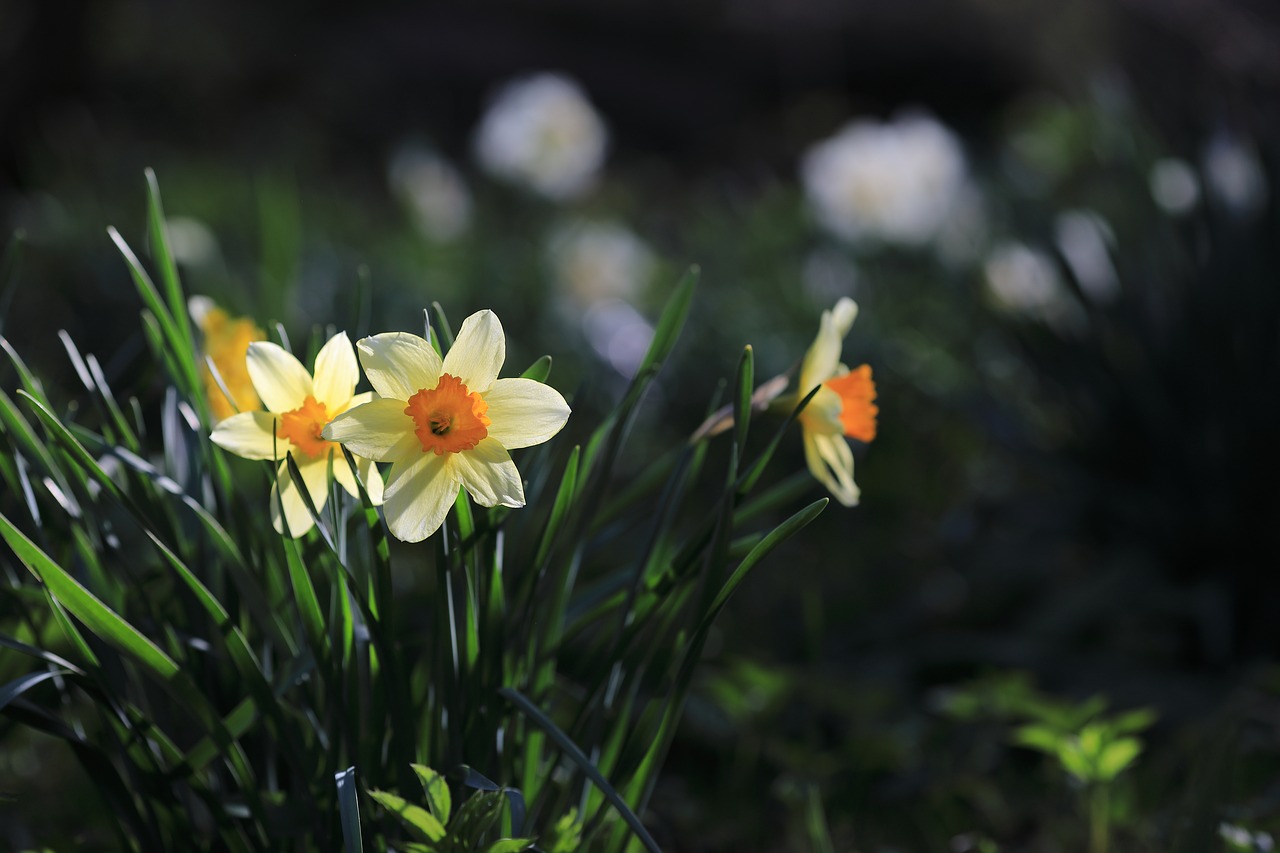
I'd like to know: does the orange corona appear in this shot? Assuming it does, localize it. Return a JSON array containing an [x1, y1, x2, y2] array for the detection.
[[404, 374, 491, 456], [824, 364, 878, 443], [275, 395, 335, 459]]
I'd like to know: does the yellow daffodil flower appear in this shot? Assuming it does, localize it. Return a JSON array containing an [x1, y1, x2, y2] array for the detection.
[[210, 332, 384, 538], [786, 297, 878, 506], [191, 297, 266, 422], [322, 310, 571, 543]]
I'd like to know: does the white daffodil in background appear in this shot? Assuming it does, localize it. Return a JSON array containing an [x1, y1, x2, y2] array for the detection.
[[473, 72, 608, 201], [323, 310, 571, 543], [782, 298, 878, 507], [210, 332, 384, 537]]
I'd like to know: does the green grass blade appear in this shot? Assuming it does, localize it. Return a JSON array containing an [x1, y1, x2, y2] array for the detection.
[[1, 512, 180, 679], [336, 766, 365, 853], [519, 355, 552, 382], [145, 168, 196, 354], [500, 687, 661, 853]]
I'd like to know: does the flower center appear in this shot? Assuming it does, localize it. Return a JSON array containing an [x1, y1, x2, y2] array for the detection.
[[404, 374, 491, 456], [824, 364, 878, 442], [276, 395, 335, 459]]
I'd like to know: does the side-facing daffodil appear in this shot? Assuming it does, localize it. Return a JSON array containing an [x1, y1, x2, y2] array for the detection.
[[322, 310, 571, 543], [783, 297, 877, 506], [190, 296, 265, 422], [210, 332, 384, 537]]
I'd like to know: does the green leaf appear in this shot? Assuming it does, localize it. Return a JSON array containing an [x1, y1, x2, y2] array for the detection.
[[500, 687, 661, 853], [732, 345, 753, 453], [1110, 706, 1158, 735], [145, 169, 195, 360], [0, 512, 179, 680], [698, 498, 828, 631], [519, 355, 552, 382], [336, 767, 364, 853], [1013, 723, 1063, 756], [369, 789, 447, 843], [482, 840, 534, 853], [1096, 737, 1143, 781], [635, 264, 697, 378], [0, 669, 72, 712], [431, 302, 455, 351], [412, 764, 452, 825]]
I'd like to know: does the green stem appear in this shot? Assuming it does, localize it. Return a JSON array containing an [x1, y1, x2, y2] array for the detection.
[[1090, 784, 1109, 853]]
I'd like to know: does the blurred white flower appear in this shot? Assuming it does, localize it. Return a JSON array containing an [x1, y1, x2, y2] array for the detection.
[[1148, 158, 1200, 215], [388, 144, 472, 242], [474, 73, 608, 200], [983, 241, 1081, 330], [164, 216, 219, 267], [1054, 209, 1118, 303], [546, 219, 655, 307], [1203, 131, 1267, 216], [581, 300, 654, 379], [801, 112, 969, 247]]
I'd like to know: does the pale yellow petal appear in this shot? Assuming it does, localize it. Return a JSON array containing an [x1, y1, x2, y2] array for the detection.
[[210, 411, 280, 460], [441, 310, 504, 392], [452, 438, 524, 508], [323, 399, 420, 462], [798, 298, 859, 392], [357, 332, 441, 401], [803, 431, 860, 507], [383, 453, 457, 542], [247, 341, 314, 413], [482, 378, 571, 449], [270, 456, 331, 537], [332, 450, 385, 506], [312, 332, 359, 411]]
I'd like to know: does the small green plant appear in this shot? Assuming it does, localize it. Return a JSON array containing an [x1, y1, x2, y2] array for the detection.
[[940, 672, 1156, 853]]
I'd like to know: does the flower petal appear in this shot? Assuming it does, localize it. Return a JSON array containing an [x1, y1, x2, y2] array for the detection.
[[452, 438, 525, 508], [247, 341, 314, 413], [482, 378, 571, 449], [323, 399, 420, 462], [312, 332, 359, 411], [383, 453, 457, 542], [442, 310, 504, 391], [270, 456, 331, 537], [803, 431, 860, 507], [332, 450, 385, 506], [357, 332, 442, 400], [798, 298, 858, 392], [210, 410, 281, 460]]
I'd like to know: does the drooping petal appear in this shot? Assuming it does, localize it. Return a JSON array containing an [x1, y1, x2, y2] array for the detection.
[[323, 399, 420, 462], [247, 341, 314, 414], [798, 298, 859, 392], [270, 455, 331, 537], [442, 310, 505, 392], [357, 332, 441, 400], [383, 453, 457, 542], [210, 410, 282, 460], [803, 431, 860, 507], [452, 438, 525, 508], [482, 378, 571, 449], [332, 449, 385, 506], [312, 332, 359, 411]]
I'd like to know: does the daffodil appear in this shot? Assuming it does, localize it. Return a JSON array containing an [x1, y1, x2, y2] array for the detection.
[[322, 310, 571, 543], [784, 297, 877, 506], [191, 297, 265, 422], [210, 332, 384, 537]]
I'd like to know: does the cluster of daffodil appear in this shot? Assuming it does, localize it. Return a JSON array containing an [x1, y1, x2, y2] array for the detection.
[[210, 310, 572, 542]]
